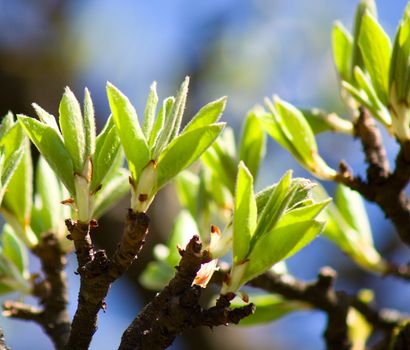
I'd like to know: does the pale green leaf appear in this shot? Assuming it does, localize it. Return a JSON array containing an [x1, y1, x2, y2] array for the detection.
[[31, 156, 65, 237], [32, 103, 59, 131], [166, 210, 199, 266], [0, 112, 14, 139], [149, 97, 174, 149], [335, 184, 373, 244], [175, 171, 199, 217], [142, 82, 158, 140], [93, 168, 129, 219], [59, 87, 86, 172], [233, 162, 257, 263], [249, 170, 294, 254], [156, 123, 225, 190], [332, 21, 353, 82], [83, 88, 96, 159], [239, 111, 266, 179], [358, 11, 391, 104], [300, 108, 354, 135], [106, 82, 150, 179], [244, 220, 324, 284], [91, 115, 121, 191], [2, 140, 33, 227], [182, 96, 227, 133], [154, 78, 189, 157], [2, 224, 28, 274], [231, 294, 308, 326], [18, 115, 75, 194], [139, 261, 174, 291]]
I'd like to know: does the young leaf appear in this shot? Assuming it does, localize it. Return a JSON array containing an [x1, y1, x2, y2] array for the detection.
[[31, 156, 65, 236], [299, 108, 354, 135], [358, 11, 391, 104], [249, 170, 294, 253], [59, 87, 86, 172], [351, 0, 377, 78], [91, 115, 121, 191], [93, 168, 130, 219], [106, 82, 150, 180], [2, 224, 28, 274], [83, 88, 96, 159], [0, 112, 14, 139], [244, 220, 324, 284], [2, 140, 33, 227], [175, 171, 199, 217], [18, 115, 75, 194], [335, 185, 372, 244], [239, 111, 266, 179], [233, 162, 257, 263], [153, 78, 189, 156], [166, 210, 199, 266], [231, 294, 308, 326], [332, 21, 353, 82], [182, 96, 227, 133], [142, 82, 158, 140], [32, 103, 59, 131], [149, 97, 174, 149], [139, 261, 174, 291], [156, 123, 225, 190]]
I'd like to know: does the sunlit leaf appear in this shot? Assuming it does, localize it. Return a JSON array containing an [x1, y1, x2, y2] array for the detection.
[[106, 82, 150, 179]]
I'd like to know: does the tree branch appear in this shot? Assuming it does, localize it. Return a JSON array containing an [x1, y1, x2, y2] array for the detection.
[[0, 327, 10, 350], [336, 108, 410, 246], [119, 236, 254, 350], [3, 233, 70, 350], [65, 210, 150, 350]]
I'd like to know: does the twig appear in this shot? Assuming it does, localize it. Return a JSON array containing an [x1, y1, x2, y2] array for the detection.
[[65, 210, 150, 350], [3, 233, 70, 350], [212, 266, 405, 350], [336, 108, 410, 246], [0, 327, 10, 350], [119, 235, 254, 350]]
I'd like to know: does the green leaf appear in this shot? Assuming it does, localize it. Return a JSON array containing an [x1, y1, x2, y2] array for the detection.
[[0, 122, 25, 202], [244, 220, 324, 283], [300, 108, 354, 134], [389, 16, 410, 104], [59, 87, 86, 172], [106, 82, 150, 180], [231, 294, 308, 326], [182, 96, 227, 133], [2, 139, 33, 227], [83, 88, 96, 159], [32, 103, 59, 131], [93, 168, 130, 219], [139, 261, 174, 291], [239, 111, 266, 179], [249, 170, 294, 254], [274, 97, 318, 163], [351, 0, 377, 79], [0, 112, 14, 139], [142, 82, 158, 140], [175, 171, 199, 217], [166, 210, 199, 266], [358, 11, 391, 104], [91, 115, 121, 191], [332, 21, 353, 82], [31, 156, 65, 236], [156, 123, 225, 190], [18, 115, 75, 194], [149, 97, 174, 149], [2, 224, 28, 274], [153, 78, 189, 157], [335, 185, 372, 244], [233, 162, 257, 263]]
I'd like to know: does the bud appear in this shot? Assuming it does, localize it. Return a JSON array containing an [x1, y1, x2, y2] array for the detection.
[[131, 160, 158, 212]]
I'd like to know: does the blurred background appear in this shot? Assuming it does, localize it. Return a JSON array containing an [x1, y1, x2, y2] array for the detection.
[[0, 0, 409, 349]]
